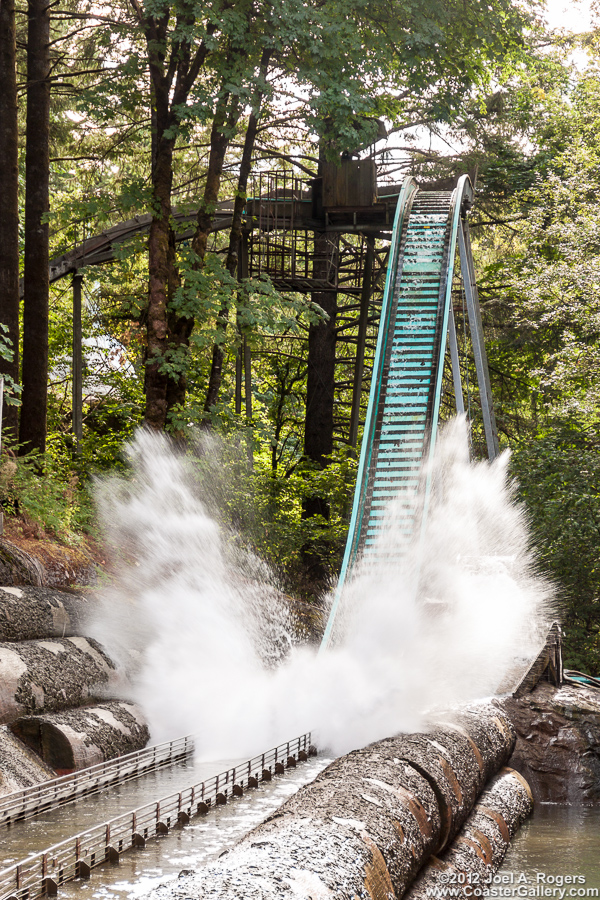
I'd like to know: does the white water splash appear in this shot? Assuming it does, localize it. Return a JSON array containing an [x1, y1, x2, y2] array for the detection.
[[90, 417, 554, 758]]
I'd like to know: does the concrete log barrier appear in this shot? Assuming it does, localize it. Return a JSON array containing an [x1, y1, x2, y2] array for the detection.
[[156, 703, 515, 900], [0, 727, 56, 796], [0, 586, 90, 642], [405, 768, 534, 900], [0, 540, 45, 586], [0, 636, 124, 724], [10, 701, 149, 773]]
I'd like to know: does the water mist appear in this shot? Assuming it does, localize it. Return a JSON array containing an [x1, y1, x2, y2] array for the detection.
[[90, 417, 555, 760]]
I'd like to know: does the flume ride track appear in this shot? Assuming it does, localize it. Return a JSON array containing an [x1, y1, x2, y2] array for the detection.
[[322, 175, 499, 649], [0, 735, 193, 830], [0, 733, 314, 900]]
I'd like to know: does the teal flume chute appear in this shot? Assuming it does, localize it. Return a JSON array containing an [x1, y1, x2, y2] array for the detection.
[[320, 175, 499, 651]]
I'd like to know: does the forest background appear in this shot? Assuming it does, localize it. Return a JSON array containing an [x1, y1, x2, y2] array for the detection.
[[1, 0, 599, 673]]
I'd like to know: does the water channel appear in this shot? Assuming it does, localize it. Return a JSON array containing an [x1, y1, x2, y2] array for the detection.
[[500, 805, 600, 892], [0, 752, 332, 898]]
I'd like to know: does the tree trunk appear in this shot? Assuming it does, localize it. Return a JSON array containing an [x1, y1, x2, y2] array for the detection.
[[302, 226, 338, 520], [144, 135, 176, 429], [300, 222, 339, 586], [304, 252, 338, 474], [20, 0, 50, 456], [203, 86, 264, 418], [161, 92, 241, 422], [0, 0, 20, 441]]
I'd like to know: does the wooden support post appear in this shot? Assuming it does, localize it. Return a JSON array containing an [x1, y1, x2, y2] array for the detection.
[[105, 846, 119, 864], [76, 860, 91, 879], [42, 878, 58, 896], [349, 235, 374, 448], [72, 271, 83, 455]]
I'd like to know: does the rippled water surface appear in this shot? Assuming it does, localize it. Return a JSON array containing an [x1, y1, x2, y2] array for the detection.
[[55, 755, 331, 899], [501, 805, 600, 891], [0, 754, 331, 899], [0, 756, 242, 869]]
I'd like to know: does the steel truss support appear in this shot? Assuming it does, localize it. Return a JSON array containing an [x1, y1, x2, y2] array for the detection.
[[447, 298, 465, 417], [457, 219, 499, 460]]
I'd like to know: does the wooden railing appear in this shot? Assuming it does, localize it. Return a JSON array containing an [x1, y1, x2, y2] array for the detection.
[[0, 732, 313, 900], [0, 735, 194, 829]]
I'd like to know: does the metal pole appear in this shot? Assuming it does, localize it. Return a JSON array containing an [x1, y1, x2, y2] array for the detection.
[[235, 237, 245, 416], [457, 221, 499, 460], [235, 351, 242, 415], [349, 235, 374, 447], [447, 300, 465, 416], [72, 271, 83, 454], [0, 375, 4, 536], [239, 233, 253, 464], [244, 340, 252, 422]]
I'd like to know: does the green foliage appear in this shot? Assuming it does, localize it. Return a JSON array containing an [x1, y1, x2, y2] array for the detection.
[[0, 445, 94, 544], [511, 426, 600, 674], [187, 434, 357, 594], [15, 0, 597, 613], [0, 323, 21, 407]]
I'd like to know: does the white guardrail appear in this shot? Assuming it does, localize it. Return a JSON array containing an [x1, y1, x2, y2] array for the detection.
[[0, 735, 194, 829], [0, 732, 314, 900]]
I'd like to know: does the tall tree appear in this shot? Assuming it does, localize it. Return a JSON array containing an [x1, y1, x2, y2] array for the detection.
[[20, 0, 51, 456], [202, 48, 271, 418], [0, 0, 20, 441]]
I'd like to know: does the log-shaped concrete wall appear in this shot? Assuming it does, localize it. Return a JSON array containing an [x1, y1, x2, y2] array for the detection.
[[164, 703, 515, 900], [0, 728, 56, 796], [0, 586, 90, 642], [10, 701, 149, 773], [0, 636, 123, 723], [406, 767, 534, 899]]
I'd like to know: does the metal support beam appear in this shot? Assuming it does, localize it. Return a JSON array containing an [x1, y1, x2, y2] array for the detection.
[[0, 375, 4, 536], [349, 236, 374, 447], [235, 350, 242, 416], [457, 221, 499, 460], [244, 340, 252, 422], [72, 271, 83, 455], [239, 233, 253, 465], [235, 238, 245, 417], [447, 300, 465, 416]]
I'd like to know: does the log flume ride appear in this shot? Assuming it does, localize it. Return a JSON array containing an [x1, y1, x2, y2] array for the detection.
[[321, 175, 500, 650], [1, 176, 558, 900]]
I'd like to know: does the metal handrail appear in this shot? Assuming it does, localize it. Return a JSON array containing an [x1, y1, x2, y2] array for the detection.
[[320, 176, 418, 652], [0, 732, 313, 900], [0, 734, 194, 829]]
